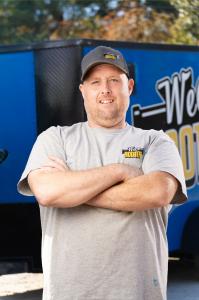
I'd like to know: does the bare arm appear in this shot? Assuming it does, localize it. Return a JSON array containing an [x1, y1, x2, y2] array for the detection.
[[87, 171, 179, 211], [30, 156, 178, 211], [27, 156, 137, 208]]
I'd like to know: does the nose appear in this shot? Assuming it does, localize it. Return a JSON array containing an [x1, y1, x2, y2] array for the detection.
[[100, 80, 112, 95]]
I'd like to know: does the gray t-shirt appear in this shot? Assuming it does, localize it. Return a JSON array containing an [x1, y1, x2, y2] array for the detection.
[[18, 122, 187, 300]]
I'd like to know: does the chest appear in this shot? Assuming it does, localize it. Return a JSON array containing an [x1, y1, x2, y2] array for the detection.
[[64, 129, 147, 171]]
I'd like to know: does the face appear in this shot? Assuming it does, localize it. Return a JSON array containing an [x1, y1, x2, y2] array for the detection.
[[79, 64, 134, 129]]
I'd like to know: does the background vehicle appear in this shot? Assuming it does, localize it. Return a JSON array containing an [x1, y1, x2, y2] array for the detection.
[[0, 39, 198, 272]]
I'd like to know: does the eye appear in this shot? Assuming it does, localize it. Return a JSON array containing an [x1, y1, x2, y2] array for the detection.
[[110, 78, 119, 82], [91, 80, 100, 85]]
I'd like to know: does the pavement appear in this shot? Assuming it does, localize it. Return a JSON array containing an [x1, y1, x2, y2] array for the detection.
[[0, 273, 43, 300], [0, 290, 42, 300]]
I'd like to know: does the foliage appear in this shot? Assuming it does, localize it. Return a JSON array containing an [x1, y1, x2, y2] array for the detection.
[[168, 0, 199, 44], [143, 0, 177, 13], [55, 5, 173, 44], [0, 0, 198, 46], [50, 1, 174, 43], [0, 0, 63, 44]]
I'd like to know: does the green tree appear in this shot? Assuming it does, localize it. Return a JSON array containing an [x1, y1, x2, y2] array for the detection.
[[65, 0, 117, 18], [0, 0, 120, 45], [0, 0, 198, 46], [0, 0, 65, 44], [168, 0, 199, 44]]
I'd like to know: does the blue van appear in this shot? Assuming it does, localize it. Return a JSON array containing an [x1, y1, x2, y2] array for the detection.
[[0, 39, 198, 271]]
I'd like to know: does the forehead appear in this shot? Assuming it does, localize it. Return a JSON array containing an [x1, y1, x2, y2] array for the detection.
[[86, 63, 124, 78]]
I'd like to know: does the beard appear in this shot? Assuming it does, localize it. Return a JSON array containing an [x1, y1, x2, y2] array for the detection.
[[88, 107, 125, 128], [98, 107, 119, 120]]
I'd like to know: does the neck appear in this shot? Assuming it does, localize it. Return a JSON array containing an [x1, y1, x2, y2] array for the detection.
[[87, 119, 126, 129]]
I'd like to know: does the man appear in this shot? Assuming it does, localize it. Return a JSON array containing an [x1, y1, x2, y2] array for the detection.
[[18, 46, 187, 300]]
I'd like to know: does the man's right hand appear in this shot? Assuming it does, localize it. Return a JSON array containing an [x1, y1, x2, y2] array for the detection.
[[119, 164, 143, 182]]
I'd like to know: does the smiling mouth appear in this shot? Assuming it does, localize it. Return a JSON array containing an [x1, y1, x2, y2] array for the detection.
[[99, 99, 114, 104]]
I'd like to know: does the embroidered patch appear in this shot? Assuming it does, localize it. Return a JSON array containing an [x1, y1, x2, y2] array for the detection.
[[122, 147, 144, 159], [104, 53, 119, 60]]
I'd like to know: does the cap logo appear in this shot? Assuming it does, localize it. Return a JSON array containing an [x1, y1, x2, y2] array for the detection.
[[104, 53, 119, 60]]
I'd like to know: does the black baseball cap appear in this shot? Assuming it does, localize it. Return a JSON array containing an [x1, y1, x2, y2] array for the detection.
[[81, 46, 129, 81]]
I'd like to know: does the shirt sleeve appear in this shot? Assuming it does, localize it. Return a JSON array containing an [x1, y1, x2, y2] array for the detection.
[[17, 126, 66, 196], [142, 130, 187, 204]]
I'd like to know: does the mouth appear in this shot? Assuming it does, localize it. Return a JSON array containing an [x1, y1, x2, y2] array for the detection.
[[99, 99, 114, 104]]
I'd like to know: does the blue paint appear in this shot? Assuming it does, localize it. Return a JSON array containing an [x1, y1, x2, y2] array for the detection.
[[0, 51, 37, 203]]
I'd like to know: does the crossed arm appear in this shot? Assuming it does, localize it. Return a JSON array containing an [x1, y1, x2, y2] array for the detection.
[[27, 156, 179, 211]]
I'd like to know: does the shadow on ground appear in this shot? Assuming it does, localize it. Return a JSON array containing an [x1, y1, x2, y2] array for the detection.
[[0, 289, 42, 300]]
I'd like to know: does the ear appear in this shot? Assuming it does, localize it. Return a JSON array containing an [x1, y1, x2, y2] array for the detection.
[[128, 79, 134, 95], [79, 83, 85, 99], [79, 83, 83, 93]]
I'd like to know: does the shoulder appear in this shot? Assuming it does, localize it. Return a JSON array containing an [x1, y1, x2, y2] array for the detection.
[[147, 129, 173, 146], [38, 122, 86, 141], [131, 126, 173, 145]]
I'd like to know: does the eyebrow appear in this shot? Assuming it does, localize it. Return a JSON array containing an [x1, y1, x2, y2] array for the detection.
[[89, 77, 100, 80], [89, 75, 120, 80]]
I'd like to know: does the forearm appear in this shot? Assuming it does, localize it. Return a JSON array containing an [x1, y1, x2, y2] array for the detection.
[[28, 163, 124, 208], [87, 171, 178, 211]]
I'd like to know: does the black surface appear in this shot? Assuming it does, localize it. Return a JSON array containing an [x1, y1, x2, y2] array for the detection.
[[0, 203, 42, 272], [35, 44, 86, 133]]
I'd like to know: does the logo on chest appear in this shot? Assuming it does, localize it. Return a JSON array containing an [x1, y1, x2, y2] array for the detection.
[[122, 147, 144, 159]]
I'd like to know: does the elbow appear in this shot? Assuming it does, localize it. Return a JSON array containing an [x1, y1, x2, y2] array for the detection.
[[155, 191, 172, 207], [28, 171, 64, 207], [28, 171, 87, 208], [36, 195, 51, 207], [154, 185, 178, 207], [32, 186, 54, 207], [27, 171, 54, 206], [152, 172, 179, 208], [32, 185, 82, 208], [28, 179, 56, 207]]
